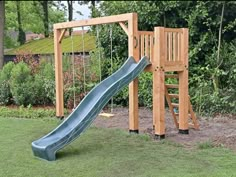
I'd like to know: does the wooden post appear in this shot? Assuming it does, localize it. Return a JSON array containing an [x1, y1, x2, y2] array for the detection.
[[128, 13, 139, 133], [178, 28, 189, 134], [54, 28, 64, 118], [153, 27, 165, 139]]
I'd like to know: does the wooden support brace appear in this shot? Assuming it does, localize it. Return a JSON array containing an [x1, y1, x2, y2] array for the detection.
[[119, 22, 129, 35], [59, 29, 66, 43]]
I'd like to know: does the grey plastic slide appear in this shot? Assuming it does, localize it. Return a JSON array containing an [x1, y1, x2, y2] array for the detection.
[[31, 56, 150, 161]]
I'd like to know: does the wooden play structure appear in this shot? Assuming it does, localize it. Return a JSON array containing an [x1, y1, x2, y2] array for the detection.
[[54, 13, 199, 139]]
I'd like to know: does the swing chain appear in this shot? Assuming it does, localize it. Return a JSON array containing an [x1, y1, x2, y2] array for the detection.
[[70, 31, 76, 109]]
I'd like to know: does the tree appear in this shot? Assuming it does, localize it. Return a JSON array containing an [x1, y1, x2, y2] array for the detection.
[[40, 1, 49, 37], [16, 1, 25, 45], [5, 1, 66, 45], [0, 1, 4, 69], [94, 1, 236, 114], [67, 0, 73, 35], [79, 0, 100, 18]]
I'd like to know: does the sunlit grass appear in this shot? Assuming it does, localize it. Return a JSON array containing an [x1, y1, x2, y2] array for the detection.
[[0, 117, 235, 177]]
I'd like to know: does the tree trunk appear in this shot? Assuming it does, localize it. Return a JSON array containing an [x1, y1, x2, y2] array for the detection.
[[67, 0, 73, 36], [91, 0, 96, 18], [213, 2, 225, 92], [41, 1, 49, 37], [0, 1, 4, 69], [16, 1, 26, 45]]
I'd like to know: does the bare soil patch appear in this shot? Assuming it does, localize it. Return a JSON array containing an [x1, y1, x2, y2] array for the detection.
[[94, 107, 236, 151]]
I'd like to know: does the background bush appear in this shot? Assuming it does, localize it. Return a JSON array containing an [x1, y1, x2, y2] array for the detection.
[[0, 62, 15, 105], [10, 61, 35, 106]]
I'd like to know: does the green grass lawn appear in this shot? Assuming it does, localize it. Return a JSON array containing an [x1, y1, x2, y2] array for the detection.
[[0, 117, 235, 177]]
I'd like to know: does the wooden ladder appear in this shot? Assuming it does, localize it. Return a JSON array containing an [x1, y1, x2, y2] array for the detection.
[[165, 74, 199, 130]]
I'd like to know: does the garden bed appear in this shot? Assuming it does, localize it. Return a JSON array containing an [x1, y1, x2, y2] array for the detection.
[[94, 107, 236, 151]]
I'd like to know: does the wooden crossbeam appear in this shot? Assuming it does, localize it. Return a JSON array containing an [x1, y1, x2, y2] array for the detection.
[[169, 94, 179, 98], [171, 103, 179, 107], [165, 84, 179, 89], [165, 74, 179, 78]]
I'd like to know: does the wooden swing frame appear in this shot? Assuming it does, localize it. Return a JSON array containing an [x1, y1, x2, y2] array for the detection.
[[54, 13, 194, 138]]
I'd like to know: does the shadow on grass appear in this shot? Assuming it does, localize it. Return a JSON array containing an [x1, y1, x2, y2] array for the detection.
[[55, 140, 104, 160]]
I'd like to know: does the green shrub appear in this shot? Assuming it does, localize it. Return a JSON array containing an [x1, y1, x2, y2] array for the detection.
[[0, 62, 15, 105], [0, 106, 57, 119], [138, 72, 153, 108], [10, 62, 36, 106], [34, 62, 55, 105]]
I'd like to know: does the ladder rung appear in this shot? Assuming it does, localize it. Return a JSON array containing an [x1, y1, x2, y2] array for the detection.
[[172, 103, 179, 107], [174, 113, 191, 117], [165, 74, 179, 78], [165, 84, 179, 89], [169, 94, 179, 98]]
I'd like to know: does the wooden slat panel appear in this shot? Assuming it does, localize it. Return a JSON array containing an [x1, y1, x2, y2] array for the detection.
[[145, 35, 149, 57], [169, 32, 173, 61], [173, 32, 176, 61], [150, 35, 153, 62], [164, 61, 183, 66], [165, 32, 168, 62], [178, 32, 181, 61], [141, 34, 144, 57]]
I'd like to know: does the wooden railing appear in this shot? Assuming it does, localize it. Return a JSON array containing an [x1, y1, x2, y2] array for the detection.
[[165, 28, 182, 62], [163, 28, 185, 71], [138, 28, 187, 72], [138, 31, 154, 72]]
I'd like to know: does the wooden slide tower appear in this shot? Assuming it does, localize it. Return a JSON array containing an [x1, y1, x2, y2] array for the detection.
[[54, 13, 199, 139]]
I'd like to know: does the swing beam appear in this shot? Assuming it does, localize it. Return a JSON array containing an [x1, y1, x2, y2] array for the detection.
[[54, 13, 190, 137]]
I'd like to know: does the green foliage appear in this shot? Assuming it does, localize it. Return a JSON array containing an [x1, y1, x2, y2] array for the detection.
[[1, 118, 236, 177], [138, 72, 153, 108], [5, 1, 66, 35], [0, 62, 15, 105], [10, 61, 35, 106], [39, 61, 55, 104], [197, 141, 214, 149], [63, 53, 100, 109], [0, 106, 57, 119], [95, 1, 236, 115]]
